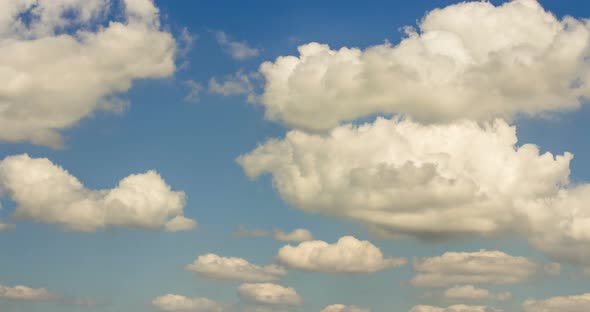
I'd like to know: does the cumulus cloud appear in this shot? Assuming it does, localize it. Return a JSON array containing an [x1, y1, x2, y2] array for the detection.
[[257, 0, 590, 131], [0, 284, 58, 301], [276, 236, 406, 273], [0, 154, 195, 232], [0, 0, 176, 147], [522, 293, 590, 312], [216, 31, 260, 60], [442, 285, 511, 302], [152, 294, 227, 312], [409, 305, 502, 312], [411, 250, 537, 287], [321, 304, 370, 312], [185, 253, 287, 283], [237, 283, 302, 306], [165, 216, 198, 232], [239, 118, 571, 240]]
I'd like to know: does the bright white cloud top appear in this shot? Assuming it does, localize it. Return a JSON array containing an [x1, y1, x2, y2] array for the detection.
[[152, 294, 227, 312], [257, 0, 590, 131], [411, 250, 538, 287], [237, 283, 303, 306], [522, 293, 590, 312], [0, 154, 195, 232], [0, 0, 176, 147], [276, 236, 406, 273], [185, 253, 287, 282]]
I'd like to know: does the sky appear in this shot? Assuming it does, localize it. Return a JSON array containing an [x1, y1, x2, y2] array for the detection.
[[1, 0, 590, 311]]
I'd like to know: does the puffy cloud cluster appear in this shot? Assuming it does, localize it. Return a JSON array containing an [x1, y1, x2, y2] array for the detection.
[[522, 293, 590, 312], [0, 284, 58, 301], [443, 285, 511, 302], [411, 250, 537, 287], [152, 294, 227, 312], [0, 0, 176, 147], [239, 118, 571, 240], [276, 236, 406, 273], [237, 283, 302, 306], [0, 154, 195, 232], [321, 304, 370, 312], [257, 0, 590, 131], [409, 305, 502, 312], [185, 253, 287, 283]]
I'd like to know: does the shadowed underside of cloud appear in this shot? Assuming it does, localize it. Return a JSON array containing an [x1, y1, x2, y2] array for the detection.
[[0, 154, 196, 232], [0, 0, 176, 147]]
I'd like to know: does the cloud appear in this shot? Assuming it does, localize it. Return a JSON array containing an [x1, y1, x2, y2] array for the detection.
[[409, 305, 502, 312], [411, 250, 537, 287], [0, 284, 59, 301], [184, 80, 204, 103], [0, 0, 176, 147], [216, 31, 260, 60], [522, 293, 590, 312], [0, 154, 195, 232], [152, 294, 227, 312], [185, 253, 287, 283], [0, 222, 15, 231], [273, 229, 313, 242], [442, 285, 512, 302], [257, 0, 590, 131], [276, 236, 406, 273], [237, 283, 302, 306], [208, 71, 260, 103], [239, 117, 571, 240], [321, 304, 370, 312], [232, 227, 314, 242], [165, 216, 198, 232]]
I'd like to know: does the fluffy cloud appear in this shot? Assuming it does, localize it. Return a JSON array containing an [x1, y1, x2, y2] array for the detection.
[[237, 283, 302, 306], [152, 294, 227, 312], [522, 293, 590, 312], [443, 285, 511, 302], [276, 236, 406, 273], [185, 253, 287, 283], [409, 305, 502, 312], [321, 304, 370, 312], [0, 0, 176, 147], [411, 250, 537, 287], [258, 0, 590, 131], [0, 154, 195, 232], [239, 118, 571, 240], [216, 31, 260, 60], [0, 284, 58, 301]]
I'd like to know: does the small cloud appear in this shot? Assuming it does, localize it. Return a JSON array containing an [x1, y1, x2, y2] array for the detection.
[[215, 31, 260, 60], [208, 71, 261, 103], [184, 80, 204, 103]]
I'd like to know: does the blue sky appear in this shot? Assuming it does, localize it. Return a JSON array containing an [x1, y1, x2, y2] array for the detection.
[[1, 1, 590, 311]]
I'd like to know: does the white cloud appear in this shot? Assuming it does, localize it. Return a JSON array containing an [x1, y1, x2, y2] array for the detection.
[[443, 285, 511, 302], [411, 250, 538, 287], [0, 284, 58, 301], [276, 236, 406, 273], [232, 226, 313, 242], [409, 305, 502, 312], [208, 71, 260, 103], [321, 304, 370, 312], [257, 0, 590, 131], [216, 31, 260, 60], [152, 294, 227, 312], [239, 117, 571, 240], [185, 253, 287, 283], [0, 0, 176, 147], [273, 229, 313, 242], [165, 216, 198, 232], [0, 154, 195, 232], [237, 283, 302, 306], [523, 293, 590, 312]]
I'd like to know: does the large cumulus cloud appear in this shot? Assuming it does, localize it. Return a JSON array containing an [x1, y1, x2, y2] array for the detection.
[[257, 0, 590, 131], [0, 0, 176, 147]]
